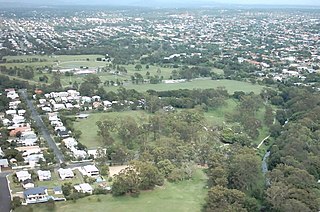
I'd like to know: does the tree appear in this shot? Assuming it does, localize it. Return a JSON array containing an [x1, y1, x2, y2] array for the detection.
[[112, 167, 141, 196], [133, 161, 164, 190], [117, 116, 141, 149], [134, 64, 142, 71], [205, 186, 247, 212], [265, 164, 319, 211], [50, 72, 62, 90], [96, 120, 115, 146], [264, 105, 274, 126], [95, 148, 108, 166], [228, 147, 263, 195], [62, 182, 73, 197], [11, 197, 21, 210], [156, 159, 175, 177]]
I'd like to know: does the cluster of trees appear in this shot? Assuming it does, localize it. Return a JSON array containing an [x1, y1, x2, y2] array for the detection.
[[264, 86, 320, 211], [0, 65, 35, 80], [170, 66, 212, 80], [112, 161, 164, 196], [0, 74, 30, 90], [205, 146, 263, 211], [147, 87, 228, 110], [4, 58, 48, 63], [212, 58, 258, 80], [227, 93, 264, 139]]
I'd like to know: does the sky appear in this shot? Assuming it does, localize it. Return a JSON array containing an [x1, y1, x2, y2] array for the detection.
[[0, 0, 319, 7]]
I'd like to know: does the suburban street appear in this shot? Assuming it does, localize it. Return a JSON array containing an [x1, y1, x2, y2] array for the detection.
[[19, 89, 65, 163], [0, 175, 11, 212]]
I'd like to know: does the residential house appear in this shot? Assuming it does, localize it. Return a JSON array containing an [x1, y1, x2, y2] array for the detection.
[[22, 179, 35, 189], [24, 154, 44, 166], [16, 170, 31, 182], [0, 159, 9, 172], [53, 186, 63, 195], [58, 168, 74, 180], [16, 146, 41, 157], [58, 130, 70, 138], [74, 183, 93, 194], [37, 170, 51, 181], [82, 165, 99, 177], [24, 187, 49, 204]]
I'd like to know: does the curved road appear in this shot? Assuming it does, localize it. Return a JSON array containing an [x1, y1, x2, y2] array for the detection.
[[19, 89, 65, 163]]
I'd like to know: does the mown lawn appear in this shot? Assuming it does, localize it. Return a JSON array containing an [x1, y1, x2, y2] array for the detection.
[[108, 79, 264, 94], [15, 168, 208, 212]]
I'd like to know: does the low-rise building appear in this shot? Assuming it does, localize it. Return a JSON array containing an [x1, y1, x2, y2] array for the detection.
[[58, 168, 74, 180], [37, 170, 51, 181], [82, 165, 99, 177], [16, 170, 31, 182], [74, 183, 93, 194], [22, 179, 35, 189], [24, 187, 48, 204]]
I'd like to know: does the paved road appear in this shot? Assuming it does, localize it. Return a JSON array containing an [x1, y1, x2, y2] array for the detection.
[[19, 89, 65, 163], [0, 176, 11, 212]]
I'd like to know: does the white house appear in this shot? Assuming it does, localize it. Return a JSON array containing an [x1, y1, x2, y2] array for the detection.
[[7, 91, 19, 99], [82, 165, 99, 177], [5, 109, 16, 116], [37, 170, 51, 181], [103, 100, 112, 108], [12, 115, 25, 124], [92, 96, 101, 102], [53, 104, 65, 111], [74, 183, 93, 194], [71, 148, 87, 159], [16, 170, 31, 182], [63, 137, 78, 149], [19, 138, 38, 146], [58, 168, 74, 180], [22, 179, 35, 189], [24, 187, 49, 204], [24, 154, 44, 165], [16, 146, 41, 157], [42, 107, 52, 113], [17, 109, 26, 116]]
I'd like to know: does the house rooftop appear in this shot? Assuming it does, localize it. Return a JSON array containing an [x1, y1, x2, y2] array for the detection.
[[24, 186, 47, 196]]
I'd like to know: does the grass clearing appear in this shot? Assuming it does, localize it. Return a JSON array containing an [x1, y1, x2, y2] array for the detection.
[[73, 111, 148, 149], [204, 99, 238, 125], [108, 79, 264, 94], [16, 168, 208, 212]]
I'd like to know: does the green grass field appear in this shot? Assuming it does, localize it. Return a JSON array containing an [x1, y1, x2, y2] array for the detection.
[[73, 111, 148, 149], [204, 99, 238, 125], [110, 79, 264, 94], [15, 168, 208, 212]]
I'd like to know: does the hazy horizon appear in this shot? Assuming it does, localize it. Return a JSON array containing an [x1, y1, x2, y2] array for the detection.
[[0, 0, 319, 7]]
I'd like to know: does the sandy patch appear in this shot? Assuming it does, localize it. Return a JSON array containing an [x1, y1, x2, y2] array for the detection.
[[109, 165, 128, 177]]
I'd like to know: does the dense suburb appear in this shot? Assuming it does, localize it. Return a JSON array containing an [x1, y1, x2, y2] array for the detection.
[[0, 6, 320, 212]]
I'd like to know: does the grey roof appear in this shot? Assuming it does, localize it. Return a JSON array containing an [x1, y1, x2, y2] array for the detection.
[[53, 186, 62, 191], [22, 179, 33, 185], [24, 186, 47, 197]]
